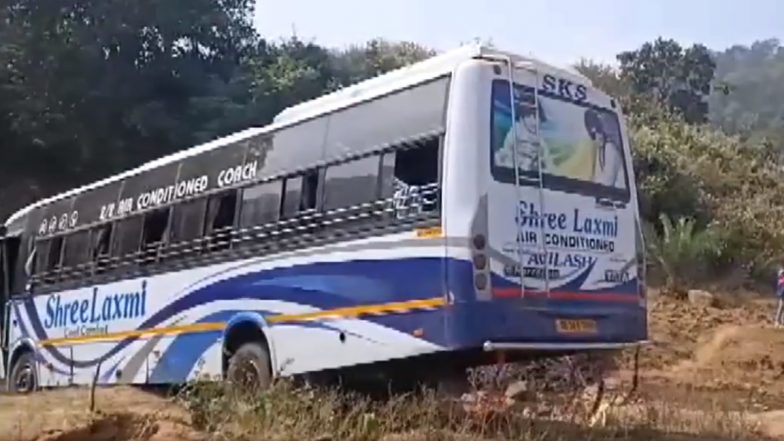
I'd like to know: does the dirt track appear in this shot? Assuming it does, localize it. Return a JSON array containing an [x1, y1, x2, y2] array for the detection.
[[2, 292, 784, 440], [0, 386, 203, 441]]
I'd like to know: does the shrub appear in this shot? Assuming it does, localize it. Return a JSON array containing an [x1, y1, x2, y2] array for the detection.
[[630, 110, 784, 283], [645, 213, 725, 292]]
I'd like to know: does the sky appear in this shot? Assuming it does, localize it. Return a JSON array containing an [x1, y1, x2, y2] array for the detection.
[[254, 0, 784, 67]]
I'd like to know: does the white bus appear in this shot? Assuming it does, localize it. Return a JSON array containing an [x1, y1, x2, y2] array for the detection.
[[0, 45, 647, 393]]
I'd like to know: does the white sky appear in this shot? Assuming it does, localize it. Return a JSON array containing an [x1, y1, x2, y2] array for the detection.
[[254, 0, 784, 67]]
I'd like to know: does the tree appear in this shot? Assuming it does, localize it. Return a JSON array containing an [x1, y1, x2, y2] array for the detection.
[[0, 2, 436, 221], [329, 38, 435, 88], [0, 0, 260, 219], [618, 38, 716, 124], [573, 58, 630, 103], [708, 39, 784, 150]]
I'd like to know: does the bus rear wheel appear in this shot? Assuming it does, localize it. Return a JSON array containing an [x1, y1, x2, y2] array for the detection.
[[226, 342, 272, 393], [10, 351, 37, 394]]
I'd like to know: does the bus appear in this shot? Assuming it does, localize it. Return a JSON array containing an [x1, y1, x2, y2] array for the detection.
[[0, 44, 647, 394]]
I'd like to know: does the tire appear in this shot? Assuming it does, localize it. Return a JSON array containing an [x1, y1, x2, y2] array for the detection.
[[226, 342, 272, 392], [9, 351, 37, 394]]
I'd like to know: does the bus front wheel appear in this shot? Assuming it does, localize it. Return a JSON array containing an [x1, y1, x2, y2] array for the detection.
[[9, 351, 37, 394], [226, 341, 272, 392]]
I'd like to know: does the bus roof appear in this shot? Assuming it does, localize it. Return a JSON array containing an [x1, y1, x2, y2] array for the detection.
[[4, 44, 592, 228], [273, 44, 592, 126]]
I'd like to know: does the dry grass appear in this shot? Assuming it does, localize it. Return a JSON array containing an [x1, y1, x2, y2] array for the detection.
[[171, 375, 768, 441], [0, 364, 771, 441]]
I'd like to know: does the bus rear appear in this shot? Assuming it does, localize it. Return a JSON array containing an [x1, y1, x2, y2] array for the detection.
[[442, 54, 647, 357]]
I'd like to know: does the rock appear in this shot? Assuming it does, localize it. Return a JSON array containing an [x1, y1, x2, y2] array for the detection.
[[687, 289, 716, 307], [583, 384, 599, 397], [460, 391, 513, 414], [604, 377, 622, 391], [504, 381, 530, 401], [460, 391, 484, 404]]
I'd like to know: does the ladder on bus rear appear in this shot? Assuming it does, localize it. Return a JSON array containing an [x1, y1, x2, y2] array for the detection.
[[501, 56, 551, 297]]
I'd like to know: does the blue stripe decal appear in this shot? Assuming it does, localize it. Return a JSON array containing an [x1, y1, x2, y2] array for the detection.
[[23, 257, 445, 368]]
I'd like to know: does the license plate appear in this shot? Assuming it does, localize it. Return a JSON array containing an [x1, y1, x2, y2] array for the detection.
[[556, 319, 598, 334]]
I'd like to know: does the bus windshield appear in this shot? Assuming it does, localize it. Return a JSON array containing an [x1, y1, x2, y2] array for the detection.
[[490, 79, 630, 202]]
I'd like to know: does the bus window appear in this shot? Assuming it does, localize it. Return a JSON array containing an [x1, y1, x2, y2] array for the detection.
[[170, 199, 207, 259], [240, 181, 282, 228], [323, 156, 379, 211], [39, 236, 64, 283], [24, 239, 37, 281], [142, 209, 170, 245], [2, 237, 20, 296], [281, 176, 303, 219], [91, 225, 112, 259], [0, 238, 7, 345], [90, 224, 112, 273], [381, 138, 441, 218], [34, 241, 49, 275], [114, 215, 143, 264], [393, 139, 439, 187], [48, 237, 64, 271], [299, 169, 321, 212], [489, 79, 630, 202], [62, 230, 90, 275], [0, 240, 6, 299], [206, 190, 237, 251], [141, 208, 170, 264]]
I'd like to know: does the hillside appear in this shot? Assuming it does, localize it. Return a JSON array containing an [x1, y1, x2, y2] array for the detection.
[[2, 291, 784, 441], [709, 39, 784, 144]]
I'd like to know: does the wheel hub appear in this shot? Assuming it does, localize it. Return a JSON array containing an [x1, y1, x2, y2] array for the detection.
[[14, 365, 34, 393]]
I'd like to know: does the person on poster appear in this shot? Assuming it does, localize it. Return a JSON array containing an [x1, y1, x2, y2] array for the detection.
[[496, 91, 548, 172], [584, 109, 624, 188]]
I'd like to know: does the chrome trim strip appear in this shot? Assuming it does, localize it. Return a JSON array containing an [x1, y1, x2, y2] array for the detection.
[[483, 340, 649, 352]]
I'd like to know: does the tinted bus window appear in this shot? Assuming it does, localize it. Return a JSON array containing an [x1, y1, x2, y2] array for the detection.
[[63, 230, 90, 269], [323, 156, 380, 210], [240, 181, 282, 227], [323, 77, 450, 159]]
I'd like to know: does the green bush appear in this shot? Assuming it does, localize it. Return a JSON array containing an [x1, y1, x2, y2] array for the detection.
[[630, 110, 784, 284], [645, 214, 725, 292]]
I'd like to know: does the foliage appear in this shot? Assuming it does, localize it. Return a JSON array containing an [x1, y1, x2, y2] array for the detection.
[[618, 38, 716, 124], [0, 0, 427, 220], [645, 213, 724, 291], [708, 39, 784, 150], [630, 109, 784, 282], [580, 39, 784, 284], [328, 38, 435, 88], [573, 59, 631, 105], [0, 0, 259, 214]]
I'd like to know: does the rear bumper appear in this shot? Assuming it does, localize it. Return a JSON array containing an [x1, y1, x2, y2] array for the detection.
[[444, 297, 648, 350], [482, 340, 649, 352]]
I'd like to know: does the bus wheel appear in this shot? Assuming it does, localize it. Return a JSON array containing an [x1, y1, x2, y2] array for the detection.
[[10, 352, 37, 394], [226, 342, 272, 392]]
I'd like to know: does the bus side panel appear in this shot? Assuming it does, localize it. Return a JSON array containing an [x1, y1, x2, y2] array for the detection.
[[7, 233, 450, 387]]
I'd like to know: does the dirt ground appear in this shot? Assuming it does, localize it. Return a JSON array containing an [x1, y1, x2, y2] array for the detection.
[[0, 386, 204, 441], [2, 290, 784, 441], [635, 292, 784, 438]]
